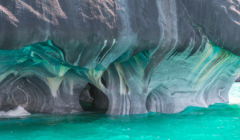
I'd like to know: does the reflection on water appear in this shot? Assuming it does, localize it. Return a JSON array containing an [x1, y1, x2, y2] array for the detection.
[[1, 83, 240, 140]]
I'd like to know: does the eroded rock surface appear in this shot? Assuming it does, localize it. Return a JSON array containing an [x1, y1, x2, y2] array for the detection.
[[0, 0, 240, 115]]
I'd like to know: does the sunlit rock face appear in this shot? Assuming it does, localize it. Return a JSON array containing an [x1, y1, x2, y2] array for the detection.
[[1, 0, 240, 115]]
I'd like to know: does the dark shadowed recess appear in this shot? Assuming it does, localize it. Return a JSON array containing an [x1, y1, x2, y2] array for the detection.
[[79, 82, 109, 114]]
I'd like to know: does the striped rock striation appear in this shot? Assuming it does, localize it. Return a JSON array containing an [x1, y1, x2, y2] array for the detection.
[[0, 0, 240, 115]]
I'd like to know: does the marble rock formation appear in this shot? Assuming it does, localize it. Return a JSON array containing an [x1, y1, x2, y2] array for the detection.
[[235, 77, 240, 82], [0, 0, 240, 115]]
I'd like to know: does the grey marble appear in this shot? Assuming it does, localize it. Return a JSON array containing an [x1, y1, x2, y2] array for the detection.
[[0, 0, 240, 115]]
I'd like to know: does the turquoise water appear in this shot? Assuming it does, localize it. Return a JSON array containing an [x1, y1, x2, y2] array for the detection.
[[1, 104, 240, 140], [1, 84, 240, 140]]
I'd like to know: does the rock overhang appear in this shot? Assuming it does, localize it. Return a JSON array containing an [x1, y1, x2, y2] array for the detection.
[[0, 0, 240, 115]]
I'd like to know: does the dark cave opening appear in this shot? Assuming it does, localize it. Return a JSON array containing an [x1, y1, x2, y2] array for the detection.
[[79, 83, 109, 113]]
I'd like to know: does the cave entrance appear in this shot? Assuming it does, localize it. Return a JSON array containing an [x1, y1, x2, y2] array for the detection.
[[229, 78, 240, 104], [79, 83, 109, 113]]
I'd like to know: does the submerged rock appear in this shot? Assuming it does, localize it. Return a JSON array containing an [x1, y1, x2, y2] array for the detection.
[[0, 0, 240, 115]]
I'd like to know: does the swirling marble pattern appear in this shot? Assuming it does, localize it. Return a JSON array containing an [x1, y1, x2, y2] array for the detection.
[[0, 0, 240, 115]]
